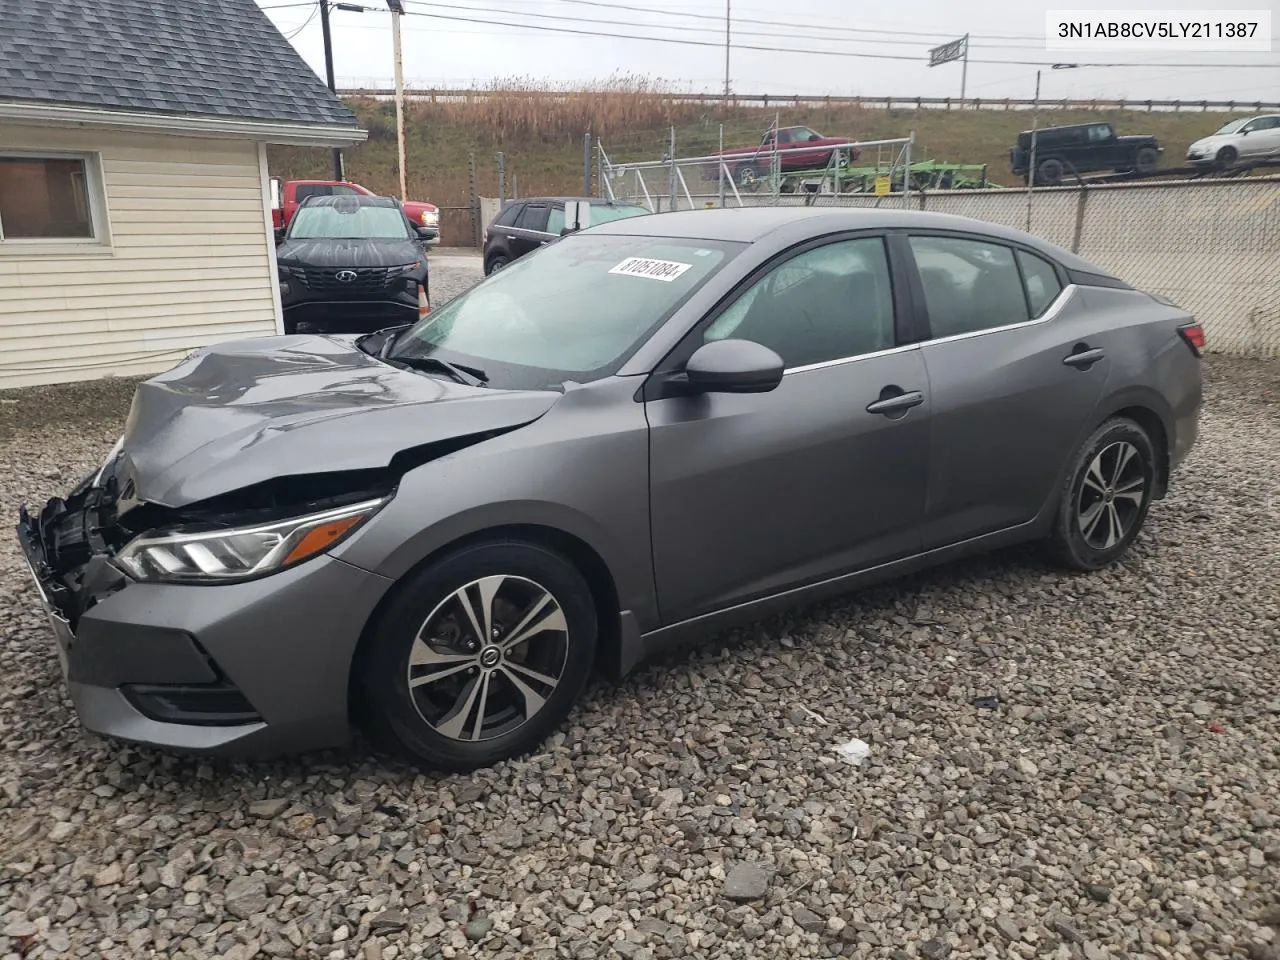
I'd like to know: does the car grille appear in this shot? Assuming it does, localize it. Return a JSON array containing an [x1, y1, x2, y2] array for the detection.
[[296, 266, 401, 293]]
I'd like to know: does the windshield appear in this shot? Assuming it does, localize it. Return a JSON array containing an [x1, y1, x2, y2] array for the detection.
[[290, 204, 411, 240], [390, 233, 742, 390], [1213, 117, 1251, 135]]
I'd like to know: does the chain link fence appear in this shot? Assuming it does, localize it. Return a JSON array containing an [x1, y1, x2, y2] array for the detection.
[[599, 155, 1280, 357]]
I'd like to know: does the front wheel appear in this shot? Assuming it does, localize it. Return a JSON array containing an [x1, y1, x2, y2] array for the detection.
[[1216, 146, 1238, 170], [361, 540, 598, 771], [1049, 418, 1157, 571], [1134, 146, 1159, 174]]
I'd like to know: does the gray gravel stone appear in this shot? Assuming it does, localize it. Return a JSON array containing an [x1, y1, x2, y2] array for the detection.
[[723, 863, 770, 901], [0, 312, 1277, 960], [249, 797, 290, 818]]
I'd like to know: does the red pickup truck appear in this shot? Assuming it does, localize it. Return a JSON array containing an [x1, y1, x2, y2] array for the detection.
[[718, 125, 861, 187], [270, 178, 439, 244]]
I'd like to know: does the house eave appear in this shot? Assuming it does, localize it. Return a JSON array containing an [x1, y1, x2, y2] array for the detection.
[[0, 100, 367, 146]]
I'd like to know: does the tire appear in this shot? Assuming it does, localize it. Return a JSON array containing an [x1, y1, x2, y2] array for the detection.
[[485, 254, 510, 276], [1049, 417, 1157, 572], [1216, 146, 1238, 170], [1134, 146, 1159, 174], [736, 163, 762, 190], [1036, 158, 1065, 186], [361, 540, 597, 771]]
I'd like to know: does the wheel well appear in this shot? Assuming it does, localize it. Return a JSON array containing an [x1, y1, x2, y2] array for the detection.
[[346, 524, 623, 725], [1111, 405, 1169, 497]]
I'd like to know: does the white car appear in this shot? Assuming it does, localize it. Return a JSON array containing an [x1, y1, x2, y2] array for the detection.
[[1186, 114, 1280, 169]]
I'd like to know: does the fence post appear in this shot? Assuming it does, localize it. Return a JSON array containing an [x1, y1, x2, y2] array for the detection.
[[583, 130, 592, 197], [1071, 185, 1089, 254], [595, 137, 604, 199], [468, 151, 479, 248], [667, 125, 676, 212], [497, 152, 506, 206]]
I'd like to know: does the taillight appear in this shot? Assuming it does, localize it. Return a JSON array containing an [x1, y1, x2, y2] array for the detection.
[[1177, 321, 1205, 357], [418, 283, 430, 320]]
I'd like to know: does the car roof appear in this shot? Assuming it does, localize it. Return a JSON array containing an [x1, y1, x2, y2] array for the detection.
[[510, 196, 647, 205], [1018, 121, 1108, 135], [301, 194, 399, 208], [588, 206, 1113, 274]]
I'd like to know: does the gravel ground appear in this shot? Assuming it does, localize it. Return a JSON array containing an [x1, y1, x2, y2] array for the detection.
[[1, 260, 1277, 960]]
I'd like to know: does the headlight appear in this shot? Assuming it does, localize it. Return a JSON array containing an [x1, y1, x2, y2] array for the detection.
[[396, 261, 424, 276], [115, 498, 385, 584], [421, 210, 439, 227]]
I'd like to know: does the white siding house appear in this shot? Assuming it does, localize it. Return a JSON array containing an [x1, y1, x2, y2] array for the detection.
[[0, 0, 365, 390]]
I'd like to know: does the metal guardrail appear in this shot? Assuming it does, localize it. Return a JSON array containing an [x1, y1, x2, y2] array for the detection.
[[338, 89, 1280, 113]]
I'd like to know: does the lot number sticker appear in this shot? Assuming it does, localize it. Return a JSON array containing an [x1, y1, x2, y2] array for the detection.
[[609, 257, 693, 282]]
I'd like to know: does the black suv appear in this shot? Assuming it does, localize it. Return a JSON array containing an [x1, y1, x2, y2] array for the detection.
[[482, 197, 650, 275], [1010, 122, 1162, 185], [276, 195, 433, 335]]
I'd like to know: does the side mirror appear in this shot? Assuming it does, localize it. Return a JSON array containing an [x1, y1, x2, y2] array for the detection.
[[273, 226, 286, 244], [684, 339, 784, 394]]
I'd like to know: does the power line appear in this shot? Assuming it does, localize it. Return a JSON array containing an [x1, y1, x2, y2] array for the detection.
[[397, 6, 1280, 69], [399, 1, 1057, 50], [525, 0, 1048, 42], [280, 0, 319, 37]]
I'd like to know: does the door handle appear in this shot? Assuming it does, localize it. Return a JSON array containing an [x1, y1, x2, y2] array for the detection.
[[505, 234, 517, 241], [1063, 346, 1105, 368], [866, 389, 924, 416]]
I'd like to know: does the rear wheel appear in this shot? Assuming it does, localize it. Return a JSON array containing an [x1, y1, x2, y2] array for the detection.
[[1049, 418, 1157, 571], [485, 254, 511, 275], [1036, 158, 1065, 186], [736, 163, 762, 191], [361, 540, 597, 771]]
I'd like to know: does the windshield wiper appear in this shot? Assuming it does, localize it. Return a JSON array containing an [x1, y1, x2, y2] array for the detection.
[[389, 354, 488, 387]]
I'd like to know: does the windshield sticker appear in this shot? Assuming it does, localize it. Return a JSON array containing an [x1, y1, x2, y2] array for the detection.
[[609, 257, 693, 282]]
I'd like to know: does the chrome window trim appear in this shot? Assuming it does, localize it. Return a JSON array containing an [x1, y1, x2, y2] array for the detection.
[[784, 342, 919, 376], [782, 285, 1077, 375], [921, 282, 1077, 348]]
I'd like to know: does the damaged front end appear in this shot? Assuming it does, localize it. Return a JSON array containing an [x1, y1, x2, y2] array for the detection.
[[18, 452, 134, 631]]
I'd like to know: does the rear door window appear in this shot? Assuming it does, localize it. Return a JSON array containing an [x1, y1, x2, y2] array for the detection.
[[493, 203, 522, 227], [1016, 249, 1063, 317], [515, 204, 549, 232], [909, 235, 1030, 338]]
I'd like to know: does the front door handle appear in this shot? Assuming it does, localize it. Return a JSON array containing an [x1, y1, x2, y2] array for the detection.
[[1063, 346, 1105, 368], [866, 389, 924, 416]]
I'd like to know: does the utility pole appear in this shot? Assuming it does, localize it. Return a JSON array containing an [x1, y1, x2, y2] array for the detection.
[[387, 0, 407, 200], [960, 33, 969, 100], [723, 1, 731, 108], [318, 0, 343, 180], [583, 130, 592, 197]]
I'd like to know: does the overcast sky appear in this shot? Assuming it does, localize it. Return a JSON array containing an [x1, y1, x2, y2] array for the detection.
[[257, 0, 1279, 102]]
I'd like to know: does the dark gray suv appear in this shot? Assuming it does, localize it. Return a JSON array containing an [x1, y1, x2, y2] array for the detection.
[[18, 208, 1203, 771]]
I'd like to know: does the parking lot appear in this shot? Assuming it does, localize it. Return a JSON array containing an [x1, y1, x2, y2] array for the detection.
[[0, 254, 1277, 960]]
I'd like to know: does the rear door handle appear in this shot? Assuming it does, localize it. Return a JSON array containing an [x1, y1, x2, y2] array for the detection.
[[1063, 347, 1105, 368], [866, 389, 924, 416]]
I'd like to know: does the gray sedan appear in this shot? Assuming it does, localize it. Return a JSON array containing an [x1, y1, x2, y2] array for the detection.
[[18, 208, 1204, 770]]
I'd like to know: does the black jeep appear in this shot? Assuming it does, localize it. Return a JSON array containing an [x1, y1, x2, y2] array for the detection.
[[1010, 121, 1161, 185]]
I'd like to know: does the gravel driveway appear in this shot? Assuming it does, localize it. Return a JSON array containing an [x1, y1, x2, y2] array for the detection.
[[1, 257, 1277, 960]]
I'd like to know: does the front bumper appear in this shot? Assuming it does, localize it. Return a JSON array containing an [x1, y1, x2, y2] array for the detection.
[[282, 298, 419, 335], [17, 502, 394, 758]]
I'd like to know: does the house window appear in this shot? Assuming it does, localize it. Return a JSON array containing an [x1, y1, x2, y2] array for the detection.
[[0, 155, 98, 241]]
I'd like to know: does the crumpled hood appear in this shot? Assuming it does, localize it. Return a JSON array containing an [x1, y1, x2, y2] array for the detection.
[[112, 334, 559, 510], [276, 238, 423, 269]]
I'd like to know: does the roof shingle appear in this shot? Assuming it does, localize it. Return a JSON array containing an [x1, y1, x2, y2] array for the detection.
[[0, 0, 359, 128]]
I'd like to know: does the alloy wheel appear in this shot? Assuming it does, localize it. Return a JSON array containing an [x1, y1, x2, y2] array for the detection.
[[406, 575, 568, 742], [1077, 441, 1146, 550]]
